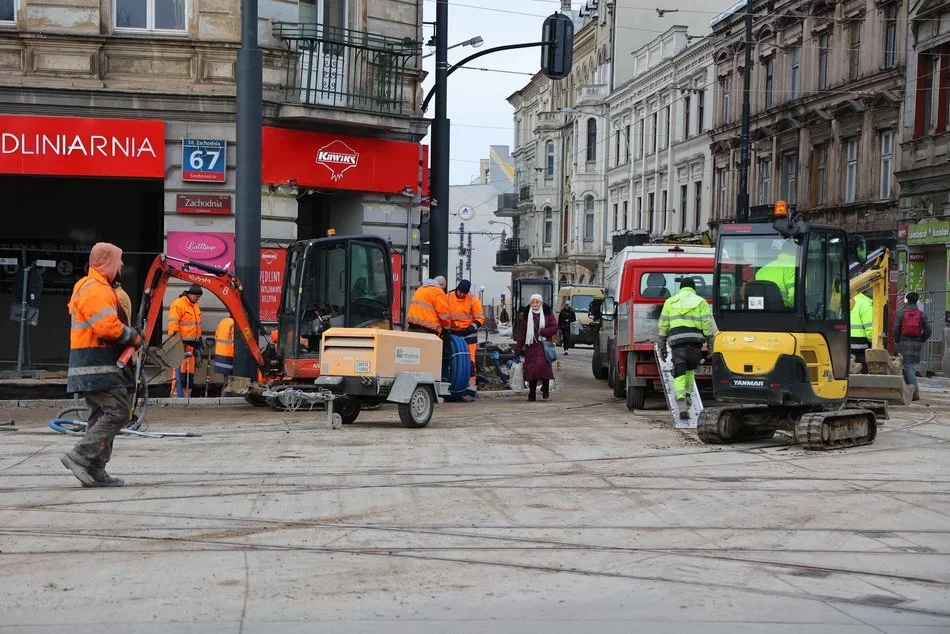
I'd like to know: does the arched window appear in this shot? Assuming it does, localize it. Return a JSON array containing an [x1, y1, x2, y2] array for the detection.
[[545, 141, 555, 178], [584, 195, 595, 240], [586, 118, 597, 162]]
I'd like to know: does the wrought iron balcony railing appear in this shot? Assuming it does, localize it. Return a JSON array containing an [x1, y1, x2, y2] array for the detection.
[[274, 22, 418, 115]]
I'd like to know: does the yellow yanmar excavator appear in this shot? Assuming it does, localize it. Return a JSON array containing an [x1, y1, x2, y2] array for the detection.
[[846, 247, 914, 405], [698, 202, 877, 450]]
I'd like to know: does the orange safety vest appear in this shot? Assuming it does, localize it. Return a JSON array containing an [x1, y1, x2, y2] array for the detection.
[[168, 295, 202, 342], [67, 268, 137, 394], [407, 284, 451, 334], [214, 317, 235, 375], [447, 292, 485, 331]]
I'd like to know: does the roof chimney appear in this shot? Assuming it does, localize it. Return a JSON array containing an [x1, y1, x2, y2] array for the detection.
[[560, 0, 571, 11]]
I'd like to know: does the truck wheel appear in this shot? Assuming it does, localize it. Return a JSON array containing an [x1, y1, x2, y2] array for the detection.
[[612, 363, 626, 398], [592, 350, 608, 380], [334, 398, 360, 425], [626, 386, 646, 410], [399, 385, 434, 428]]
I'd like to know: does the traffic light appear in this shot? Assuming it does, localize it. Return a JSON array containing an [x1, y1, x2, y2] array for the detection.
[[541, 12, 573, 80]]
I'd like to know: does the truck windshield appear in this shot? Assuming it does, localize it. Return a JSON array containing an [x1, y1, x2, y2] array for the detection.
[[716, 235, 801, 312], [640, 272, 713, 300], [571, 294, 595, 311]]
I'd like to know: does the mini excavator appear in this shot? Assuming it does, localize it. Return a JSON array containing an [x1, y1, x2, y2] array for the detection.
[[131, 235, 394, 414], [698, 201, 877, 450]]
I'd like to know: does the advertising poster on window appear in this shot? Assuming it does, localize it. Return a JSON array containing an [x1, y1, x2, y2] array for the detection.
[[259, 248, 287, 323], [907, 253, 926, 298], [390, 252, 403, 325], [166, 231, 235, 272]]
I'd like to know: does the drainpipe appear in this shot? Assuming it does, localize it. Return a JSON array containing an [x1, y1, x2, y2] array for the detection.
[[601, 100, 611, 284]]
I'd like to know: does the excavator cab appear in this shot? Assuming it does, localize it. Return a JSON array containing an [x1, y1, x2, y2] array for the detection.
[[276, 235, 393, 379], [699, 204, 877, 450]]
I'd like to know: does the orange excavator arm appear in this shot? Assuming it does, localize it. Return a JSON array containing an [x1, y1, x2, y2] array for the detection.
[[131, 254, 275, 375]]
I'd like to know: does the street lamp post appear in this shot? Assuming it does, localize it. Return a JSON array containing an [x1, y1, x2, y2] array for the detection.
[[422, 36, 483, 59]]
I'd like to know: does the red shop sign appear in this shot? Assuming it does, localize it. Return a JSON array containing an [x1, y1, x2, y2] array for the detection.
[[176, 193, 232, 215], [262, 126, 423, 195], [0, 115, 165, 178], [259, 248, 287, 323]]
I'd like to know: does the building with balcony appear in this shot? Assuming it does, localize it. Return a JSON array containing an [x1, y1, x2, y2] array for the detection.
[[504, 0, 613, 290], [0, 0, 428, 364], [708, 0, 906, 249], [895, 0, 950, 373], [606, 26, 714, 245]]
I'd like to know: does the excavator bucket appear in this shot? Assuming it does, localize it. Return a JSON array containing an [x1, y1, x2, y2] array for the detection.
[[847, 348, 913, 405]]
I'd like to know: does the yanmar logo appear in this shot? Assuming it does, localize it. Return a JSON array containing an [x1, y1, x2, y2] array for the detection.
[[732, 379, 766, 388], [316, 140, 359, 182]]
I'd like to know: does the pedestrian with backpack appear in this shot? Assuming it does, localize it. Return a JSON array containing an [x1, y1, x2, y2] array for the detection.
[[893, 292, 932, 401]]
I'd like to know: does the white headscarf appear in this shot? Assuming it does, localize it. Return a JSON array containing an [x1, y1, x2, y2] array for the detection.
[[525, 293, 544, 346]]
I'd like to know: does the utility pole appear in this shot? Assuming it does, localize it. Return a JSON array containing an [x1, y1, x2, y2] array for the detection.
[[234, 0, 262, 379], [430, 0, 450, 279], [736, 0, 754, 223]]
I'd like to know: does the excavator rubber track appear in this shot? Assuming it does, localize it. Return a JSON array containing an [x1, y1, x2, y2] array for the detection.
[[697, 406, 777, 444], [795, 408, 877, 451]]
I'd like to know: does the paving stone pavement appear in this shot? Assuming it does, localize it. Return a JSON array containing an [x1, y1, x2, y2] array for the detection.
[[0, 346, 948, 633]]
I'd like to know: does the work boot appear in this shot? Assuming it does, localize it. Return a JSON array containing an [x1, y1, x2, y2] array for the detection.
[[676, 398, 690, 420], [912, 391, 920, 402], [541, 382, 550, 400], [87, 469, 125, 487], [60, 453, 96, 487]]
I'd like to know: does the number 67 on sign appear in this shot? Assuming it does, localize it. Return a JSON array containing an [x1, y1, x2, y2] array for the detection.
[[182, 138, 227, 183]]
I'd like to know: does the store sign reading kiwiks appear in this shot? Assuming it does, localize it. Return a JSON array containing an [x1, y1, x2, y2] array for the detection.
[[0, 115, 165, 178], [262, 127, 424, 194]]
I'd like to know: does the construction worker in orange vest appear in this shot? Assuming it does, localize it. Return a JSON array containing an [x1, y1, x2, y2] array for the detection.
[[168, 284, 203, 397], [60, 242, 141, 488], [406, 275, 452, 336], [214, 316, 235, 377], [448, 279, 485, 391]]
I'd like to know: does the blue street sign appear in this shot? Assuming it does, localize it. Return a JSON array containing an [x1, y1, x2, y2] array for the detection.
[[182, 138, 227, 183]]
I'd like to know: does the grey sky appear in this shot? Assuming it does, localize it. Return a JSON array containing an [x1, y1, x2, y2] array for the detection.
[[419, 1, 731, 186], [421, 0, 558, 186]]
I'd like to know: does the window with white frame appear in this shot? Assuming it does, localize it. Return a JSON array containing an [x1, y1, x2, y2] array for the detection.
[[637, 118, 645, 158], [758, 157, 771, 203], [763, 58, 774, 110], [636, 196, 642, 228], [782, 152, 798, 205], [661, 105, 671, 149], [849, 22, 861, 81], [650, 112, 658, 154], [586, 118, 597, 163], [613, 202, 619, 231], [543, 207, 553, 245], [622, 200, 628, 231], [614, 130, 621, 167], [813, 146, 826, 206], [683, 95, 691, 139], [1, 0, 14, 22], [545, 141, 555, 179], [680, 184, 688, 233], [845, 138, 858, 203], [697, 90, 706, 132], [717, 167, 728, 218], [584, 195, 595, 241], [880, 131, 894, 199], [115, 0, 187, 30], [788, 47, 800, 99], [720, 75, 732, 123], [884, 4, 898, 69], [624, 124, 630, 163], [694, 181, 702, 231]]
